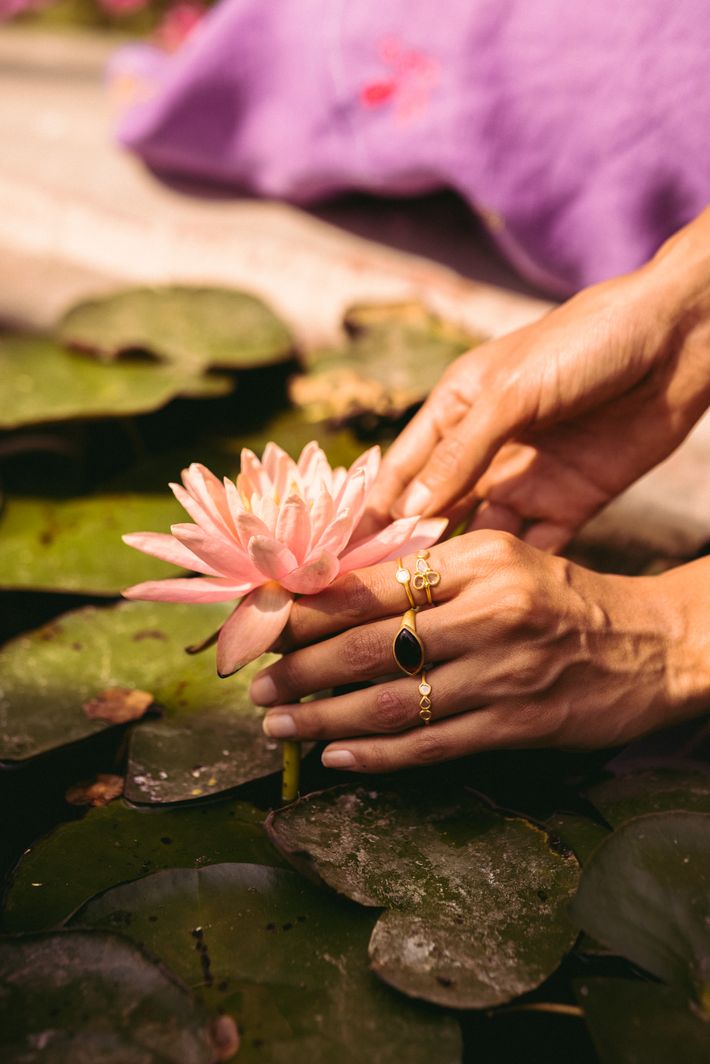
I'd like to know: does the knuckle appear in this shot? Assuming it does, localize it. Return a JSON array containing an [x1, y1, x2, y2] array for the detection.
[[472, 529, 522, 568], [412, 728, 449, 766], [338, 574, 380, 621], [373, 686, 412, 732], [273, 652, 303, 693], [427, 437, 464, 483], [499, 585, 537, 627], [343, 627, 385, 675]]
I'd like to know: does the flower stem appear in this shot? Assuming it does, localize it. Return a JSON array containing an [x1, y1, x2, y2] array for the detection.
[[281, 740, 301, 802]]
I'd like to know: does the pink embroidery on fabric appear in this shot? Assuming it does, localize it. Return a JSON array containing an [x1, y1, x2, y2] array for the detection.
[[359, 35, 439, 124]]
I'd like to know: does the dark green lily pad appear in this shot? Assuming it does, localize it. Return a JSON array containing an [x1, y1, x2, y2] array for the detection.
[[0, 931, 220, 1063], [58, 286, 295, 372], [0, 601, 286, 802], [290, 301, 479, 421], [586, 769, 710, 827], [0, 494, 184, 595], [2, 798, 284, 933], [544, 812, 609, 864], [0, 334, 231, 430], [570, 812, 710, 1005], [73, 863, 462, 1064], [575, 978, 710, 1064], [267, 784, 580, 1008]]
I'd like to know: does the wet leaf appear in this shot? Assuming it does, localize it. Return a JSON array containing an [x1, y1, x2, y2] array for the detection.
[[290, 301, 478, 421], [0, 930, 220, 1063], [2, 798, 282, 933], [267, 784, 580, 1008], [58, 286, 295, 372], [73, 863, 462, 1064], [0, 493, 184, 595], [570, 812, 710, 1005], [83, 687, 154, 723], [0, 334, 230, 430], [0, 601, 286, 803], [575, 978, 710, 1064], [586, 768, 710, 827], [544, 812, 609, 864], [65, 773, 124, 808]]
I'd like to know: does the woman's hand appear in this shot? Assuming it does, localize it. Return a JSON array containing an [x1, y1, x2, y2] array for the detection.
[[368, 209, 710, 552], [249, 534, 710, 772]]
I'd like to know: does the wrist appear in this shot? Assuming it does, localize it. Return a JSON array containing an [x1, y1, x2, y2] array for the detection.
[[653, 560, 710, 718], [641, 207, 710, 358]]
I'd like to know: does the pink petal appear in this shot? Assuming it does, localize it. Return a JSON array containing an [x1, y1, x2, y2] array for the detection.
[[275, 494, 312, 562], [253, 493, 279, 531], [308, 482, 335, 547], [297, 442, 332, 496], [238, 449, 273, 499], [122, 532, 221, 577], [170, 481, 226, 540], [181, 463, 234, 534], [333, 469, 368, 536], [234, 511, 272, 551], [217, 583, 293, 676], [248, 535, 298, 581], [122, 576, 257, 603], [280, 552, 341, 595], [337, 515, 421, 573], [345, 445, 381, 491], [311, 507, 358, 558], [171, 522, 259, 580], [382, 517, 448, 562], [223, 477, 245, 526]]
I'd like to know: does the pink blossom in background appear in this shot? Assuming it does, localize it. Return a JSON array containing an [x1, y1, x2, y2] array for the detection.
[[155, 1, 205, 51], [122, 442, 446, 676], [0, 0, 48, 21]]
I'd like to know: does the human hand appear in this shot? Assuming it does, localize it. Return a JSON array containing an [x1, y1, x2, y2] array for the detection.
[[368, 211, 710, 552], [250, 533, 710, 772]]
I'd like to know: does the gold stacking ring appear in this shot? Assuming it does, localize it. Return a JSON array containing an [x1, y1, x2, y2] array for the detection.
[[411, 549, 441, 606], [393, 553, 441, 723], [395, 558, 416, 609], [418, 671, 433, 724]]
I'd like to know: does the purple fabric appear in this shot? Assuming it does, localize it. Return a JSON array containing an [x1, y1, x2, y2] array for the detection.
[[112, 0, 710, 295]]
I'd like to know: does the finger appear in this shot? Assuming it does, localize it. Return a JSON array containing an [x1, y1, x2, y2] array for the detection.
[[253, 602, 465, 706], [278, 540, 464, 650], [522, 521, 573, 554], [466, 500, 523, 536], [393, 402, 523, 520], [320, 699, 544, 772], [260, 656, 486, 740]]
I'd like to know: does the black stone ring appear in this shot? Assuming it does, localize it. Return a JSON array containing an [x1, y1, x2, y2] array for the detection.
[[392, 607, 425, 676]]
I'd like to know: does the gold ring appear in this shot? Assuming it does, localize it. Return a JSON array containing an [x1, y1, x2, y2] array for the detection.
[[393, 607, 425, 676], [411, 549, 441, 606], [418, 671, 433, 724], [395, 558, 416, 609]]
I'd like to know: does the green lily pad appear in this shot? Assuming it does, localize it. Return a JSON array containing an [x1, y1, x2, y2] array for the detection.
[[0, 494, 185, 595], [72, 863, 462, 1064], [0, 601, 286, 802], [2, 798, 284, 933], [575, 978, 710, 1064], [544, 812, 610, 864], [570, 812, 710, 1005], [0, 334, 231, 430], [586, 769, 710, 827], [267, 784, 580, 1008], [0, 930, 221, 1063], [290, 301, 479, 421], [58, 286, 295, 372]]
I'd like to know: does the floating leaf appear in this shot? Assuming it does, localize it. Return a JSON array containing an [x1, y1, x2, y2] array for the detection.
[[570, 812, 710, 1005], [83, 687, 154, 723], [0, 601, 285, 805], [2, 798, 281, 933], [73, 863, 462, 1063], [58, 286, 295, 372], [267, 784, 580, 1008], [544, 812, 609, 864], [0, 335, 230, 430], [0, 931, 221, 1063], [0, 493, 184, 595], [290, 301, 478, 421], [65, 773, 124, 808], [586, 768, 710, 827], [575, 978, 710, 1064]]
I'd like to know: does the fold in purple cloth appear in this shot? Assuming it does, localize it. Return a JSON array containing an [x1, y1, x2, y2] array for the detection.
[[111, 0, 710, 295]]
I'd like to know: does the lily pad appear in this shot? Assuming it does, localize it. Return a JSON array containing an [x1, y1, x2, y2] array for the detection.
[[58, 286, 295, 372], [544, 812, 609, 864], [0, 601, 286, 803], [267, 784, 580, 1008], [0, 493, 185, 595], [2, 798, 283, 933], [586, 769, 710, 827], [0, 930, 221, 1063], [0, 334, 231, 430], [290, 301, 478, 421], [570, 812, 710, 1005], [72, 863, 462, 1064], [575, 978, 710, 1064]]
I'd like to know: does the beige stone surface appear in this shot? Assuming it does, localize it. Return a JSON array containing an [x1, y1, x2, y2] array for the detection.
[[1, 27, 709, 561]]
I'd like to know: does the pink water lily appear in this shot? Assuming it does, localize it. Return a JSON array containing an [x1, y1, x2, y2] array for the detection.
[[122, 442, 446, 676]]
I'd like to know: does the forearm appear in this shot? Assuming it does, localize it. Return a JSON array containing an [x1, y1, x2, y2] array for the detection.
[[655, 557, 710, 721]]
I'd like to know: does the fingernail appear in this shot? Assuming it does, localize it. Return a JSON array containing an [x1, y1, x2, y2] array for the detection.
[[263, 712, 297, 739], [395, 481, 432, 518], [321, 749, 356, 769], [250, 673, 278, 706]]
